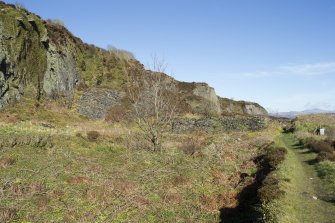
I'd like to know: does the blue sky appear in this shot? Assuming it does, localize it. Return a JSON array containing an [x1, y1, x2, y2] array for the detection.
[[6, 0, 335, 112]]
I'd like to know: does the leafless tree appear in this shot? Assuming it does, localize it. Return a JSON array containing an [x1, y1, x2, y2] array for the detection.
[[127, 57, 178, 151]]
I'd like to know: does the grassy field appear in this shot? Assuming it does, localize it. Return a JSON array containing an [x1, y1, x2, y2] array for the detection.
[[0, 100, 281, 222]]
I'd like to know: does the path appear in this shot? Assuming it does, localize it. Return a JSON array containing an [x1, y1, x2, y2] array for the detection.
[[274, 133, 335, 223]]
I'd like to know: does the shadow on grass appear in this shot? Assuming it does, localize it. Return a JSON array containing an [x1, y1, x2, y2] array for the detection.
[[318, 195, 335, 204], [304, 158, 318, 165], [219, 155, 270, 223], [300, 150, 313, 154]]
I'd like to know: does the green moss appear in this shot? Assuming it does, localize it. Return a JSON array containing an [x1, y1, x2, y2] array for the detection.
[[0, 8, 47, 95]]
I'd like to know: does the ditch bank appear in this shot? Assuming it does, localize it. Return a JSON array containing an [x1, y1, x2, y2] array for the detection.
[[219, 144, 287, 223]]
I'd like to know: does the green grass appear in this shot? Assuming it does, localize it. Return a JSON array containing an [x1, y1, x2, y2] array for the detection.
[[316, 161, 335, 196], [0, 118, 273, 222], [264, 133, 335, 223]]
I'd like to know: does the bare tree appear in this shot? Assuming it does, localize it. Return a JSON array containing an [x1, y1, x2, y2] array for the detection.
[[127, 58, 178, 151]]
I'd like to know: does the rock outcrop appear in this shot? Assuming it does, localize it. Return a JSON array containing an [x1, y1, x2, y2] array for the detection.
[[219, 97, 268, 116], [193, 83, 221, 114], [43, 43, 79, 103], [0, 1, 268, 121]]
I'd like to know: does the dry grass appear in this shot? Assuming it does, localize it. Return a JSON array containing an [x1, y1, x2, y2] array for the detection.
[[0, 104, 281, 222], [67, 176, 90, 184], [0, 157, 16, 168], [0, 207, 17, 223]]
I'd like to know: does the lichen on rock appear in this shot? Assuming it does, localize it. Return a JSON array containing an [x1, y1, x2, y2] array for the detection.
[[77, 88, 121, 119], [43, 43, 79, 103]]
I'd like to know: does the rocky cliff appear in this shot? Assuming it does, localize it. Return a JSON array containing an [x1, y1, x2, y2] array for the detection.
[[219, 97, 268, 116], [0, 1, 268, 119]]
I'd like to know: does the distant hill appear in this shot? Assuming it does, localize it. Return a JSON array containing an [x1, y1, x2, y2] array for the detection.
[[270, 109, 335, 119]]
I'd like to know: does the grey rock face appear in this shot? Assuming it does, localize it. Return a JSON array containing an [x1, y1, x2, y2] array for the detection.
[[193, 83, 221, 114], [77, 88, 121, 119], [43, 43, 79, 103], [0, 21, 21, 108], [243, 104, 268, 116]]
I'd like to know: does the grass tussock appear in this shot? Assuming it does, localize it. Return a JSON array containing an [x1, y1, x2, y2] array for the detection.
[[0, 157, 16, 168], [0, 207, 17, 223], [86, 130, 100, 142]]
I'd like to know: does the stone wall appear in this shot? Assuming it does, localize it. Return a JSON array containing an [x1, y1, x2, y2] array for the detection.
[[77, 88, 121, 119], [172, 115, 268, 133]]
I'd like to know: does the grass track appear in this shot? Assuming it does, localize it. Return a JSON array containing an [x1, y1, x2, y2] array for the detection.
[[267, 133, 335, 223]]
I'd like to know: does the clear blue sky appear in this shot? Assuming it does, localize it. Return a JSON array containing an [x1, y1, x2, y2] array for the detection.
[[6, 0, 335, 112]]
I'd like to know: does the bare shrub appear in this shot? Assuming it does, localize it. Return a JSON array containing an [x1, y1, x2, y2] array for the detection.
[[86, 131, 100, 142], [127, 57, 179, 151]]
